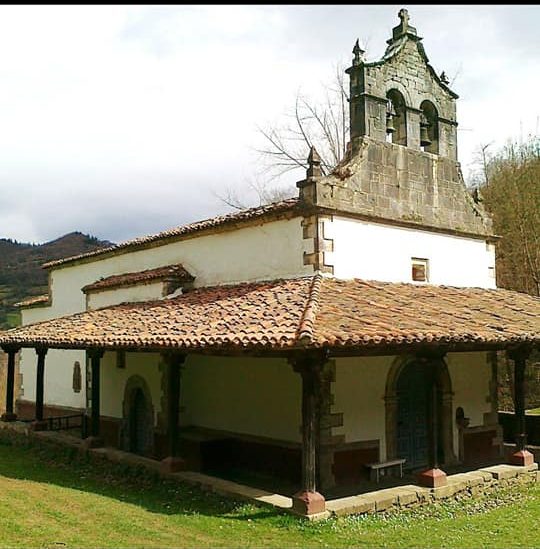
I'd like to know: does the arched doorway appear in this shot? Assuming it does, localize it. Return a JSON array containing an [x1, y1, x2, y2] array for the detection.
[[385, 355, 456, 469], [122, 376, 154, 457], [396, 361, 430, 469]]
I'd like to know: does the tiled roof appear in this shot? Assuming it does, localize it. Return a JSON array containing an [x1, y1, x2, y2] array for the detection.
[[43, 198, 300, 269], [0, 278, 315, 351], [82, 264, 194, 293], [14, 295, 50, 308], [1, 277, 539, 353], [309, 278, 539, 349]]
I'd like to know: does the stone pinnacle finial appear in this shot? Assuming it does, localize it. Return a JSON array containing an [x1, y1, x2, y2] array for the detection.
[[352, 39, 365, 66], [307, 146, 322, 178]]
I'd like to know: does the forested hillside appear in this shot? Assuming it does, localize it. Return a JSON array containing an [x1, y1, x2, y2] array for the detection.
[[0, 232, 112, 328]]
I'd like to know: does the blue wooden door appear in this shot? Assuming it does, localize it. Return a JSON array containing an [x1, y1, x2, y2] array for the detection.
[[396, 362, 429, 470]]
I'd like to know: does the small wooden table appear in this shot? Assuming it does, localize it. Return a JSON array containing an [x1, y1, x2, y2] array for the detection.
[[365, 458, 406, 483]]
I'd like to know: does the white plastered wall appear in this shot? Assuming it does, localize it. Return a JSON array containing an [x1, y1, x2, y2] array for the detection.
[[447, 351, 492, 453], [181, 356, 301, 443], [20, 306, 87, 409], [324, 216, 496, 288], [87, 281, 165, 310], [332, 356, 392, 459], [332, 352, 492, 462], [48, 217, 308, 317], [100, 351, 162, 423], [18, 216, 308, 411]]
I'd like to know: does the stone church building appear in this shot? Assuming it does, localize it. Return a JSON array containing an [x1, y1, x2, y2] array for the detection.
[[1, 10, 539, 516]]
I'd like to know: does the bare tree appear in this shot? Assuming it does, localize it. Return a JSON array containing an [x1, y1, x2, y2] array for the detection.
[[213, 64, 350, 210], [255, 64, 350, 181], [211, 178, 297, 212], [215, 56, 463, 210]]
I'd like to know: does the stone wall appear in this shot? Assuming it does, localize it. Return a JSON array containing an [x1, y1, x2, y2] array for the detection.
[[327, 463, 539, 517], [301, 136, 493, 238]]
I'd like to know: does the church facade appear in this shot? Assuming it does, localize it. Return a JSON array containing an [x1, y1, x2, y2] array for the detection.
[[1, 10, 539, 517]]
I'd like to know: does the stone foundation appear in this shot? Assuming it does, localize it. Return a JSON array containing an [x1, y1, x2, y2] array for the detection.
[[326, 463, 539, 517]]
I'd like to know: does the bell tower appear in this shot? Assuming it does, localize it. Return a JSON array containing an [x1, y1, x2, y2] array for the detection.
[[298, 9, 493, 239], [345, 8, 458, 160]]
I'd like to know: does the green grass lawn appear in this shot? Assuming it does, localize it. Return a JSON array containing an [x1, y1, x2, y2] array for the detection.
[[0, 435, 539, 548]]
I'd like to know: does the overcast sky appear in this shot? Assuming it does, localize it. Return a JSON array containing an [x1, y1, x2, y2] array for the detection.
[[1, 4, 539, 244]]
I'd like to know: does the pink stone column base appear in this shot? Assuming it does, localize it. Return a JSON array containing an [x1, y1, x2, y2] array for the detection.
[[160, 456, 188, 474], [292, 490, 326, 515], [417, 467, 447, 488], [509, 449, 534, 466]]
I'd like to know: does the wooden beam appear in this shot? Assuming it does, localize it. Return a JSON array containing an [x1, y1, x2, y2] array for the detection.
[[417, 354, 447, 488], [88, 349, 104, 438], [160, 352, 187, 473], [508, 345, 534, 465], [0, 346, 19, 421], [289, 351, 327, 515], [35, 347, 48, 422]]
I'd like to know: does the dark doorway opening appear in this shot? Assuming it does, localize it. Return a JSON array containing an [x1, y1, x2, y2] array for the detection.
[[396, 361, 432, 470], [128, 387, 151, 456]]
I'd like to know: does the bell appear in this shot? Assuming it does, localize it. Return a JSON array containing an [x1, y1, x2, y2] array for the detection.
[[386, 114, 396, 134], [386, 99, 396, 134], [420, 115, 431, 147]]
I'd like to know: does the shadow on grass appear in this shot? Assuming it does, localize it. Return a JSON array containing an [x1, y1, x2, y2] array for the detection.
[[0, 431, 290, 522]]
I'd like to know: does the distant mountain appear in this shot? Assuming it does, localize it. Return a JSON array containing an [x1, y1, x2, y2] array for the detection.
[[0, 232, 113, 329]]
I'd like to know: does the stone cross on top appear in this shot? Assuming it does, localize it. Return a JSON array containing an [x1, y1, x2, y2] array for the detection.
[[392, 7, 418, 41], [399, 8, 409, 29]]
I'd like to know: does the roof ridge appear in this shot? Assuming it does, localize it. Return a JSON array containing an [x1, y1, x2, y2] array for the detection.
[[43, 197, 300, 269], [297, 274, 324, 346]]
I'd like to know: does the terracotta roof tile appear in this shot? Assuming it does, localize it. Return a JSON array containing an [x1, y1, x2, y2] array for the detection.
[[0, 278, 314, 351], [1, 277, 539, 352], [44, 198, 300, 269], [82, 264, 194, 293]]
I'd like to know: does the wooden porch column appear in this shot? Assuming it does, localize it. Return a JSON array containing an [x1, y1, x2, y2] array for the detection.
[[160, 352, 187, 473], [31, 347, 49, 431], [508, 346, 534, 466], [289, 351, 327, 516], [417, 351, 447, 488], [1, 345, 20, 421], [83, 349, 104, 448]]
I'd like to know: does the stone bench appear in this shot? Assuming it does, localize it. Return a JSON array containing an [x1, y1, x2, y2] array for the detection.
[[365, 458, 406, 483]]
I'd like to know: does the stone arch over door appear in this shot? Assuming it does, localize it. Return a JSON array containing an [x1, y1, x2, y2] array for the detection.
[[385, 355, 456, 466], [121, 375, 155, 457]]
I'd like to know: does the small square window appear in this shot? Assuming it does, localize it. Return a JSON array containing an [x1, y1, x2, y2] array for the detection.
[[411, 258, 429, 282]]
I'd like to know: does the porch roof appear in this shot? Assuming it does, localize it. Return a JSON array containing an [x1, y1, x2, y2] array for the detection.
[[0, 276, 538, 354]]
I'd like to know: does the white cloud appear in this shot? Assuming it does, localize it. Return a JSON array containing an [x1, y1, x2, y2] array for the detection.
[[0, 5, 538, 243]]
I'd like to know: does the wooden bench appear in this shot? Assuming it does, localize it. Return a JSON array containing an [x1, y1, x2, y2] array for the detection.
[[365, 458, 406, 483]]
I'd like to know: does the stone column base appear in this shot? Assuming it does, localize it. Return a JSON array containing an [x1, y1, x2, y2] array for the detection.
[[29, 420, 48, 432], [291, 490, 326, 516], [0, 413, 17, 422], [509, 449, 534, 467], [417, 468, 447, 488], [81, 436, 103, 449], [160, 456, 188, 474]]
